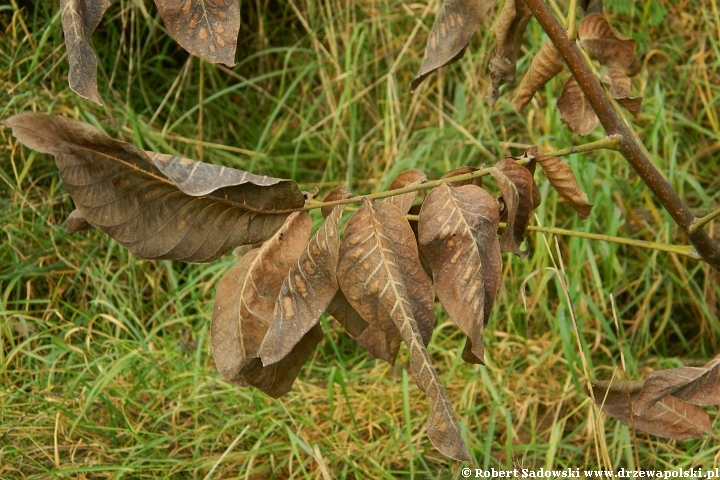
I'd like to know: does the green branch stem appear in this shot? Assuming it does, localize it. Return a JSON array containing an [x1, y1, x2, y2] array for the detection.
[[303, 135, 622, 212], [690, 207, 720, 234]]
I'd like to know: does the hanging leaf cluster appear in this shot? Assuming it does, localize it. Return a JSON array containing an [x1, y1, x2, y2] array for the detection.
[[591, 355, 720, 440], [3, 112, 604, 460], [413, 0, 643, 135], [59, 0, 240, 104]]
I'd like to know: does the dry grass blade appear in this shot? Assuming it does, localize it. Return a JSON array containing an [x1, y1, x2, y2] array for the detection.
[[386, 169, 427, 215], [535, 153, 593, 219], [591, 380, 713, 440], [512, 39, 563, 112], [490, 158, 534, 257], [4, 113, 293, 262], [557, 76, 601, 135], [211, 212, 322, 398], [489, 0, 532, 106], [578, 13, 640, 76], [60, 0, 110, 104], [412, 0, 498, 90], [337, 198, 469, 461], [259, 206, 344, 366], [418, 183, 501, 364], [153, 0, 240, 66]]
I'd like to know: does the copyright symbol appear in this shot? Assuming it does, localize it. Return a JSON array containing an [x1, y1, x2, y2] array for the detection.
[[462, 468, 471, 478]]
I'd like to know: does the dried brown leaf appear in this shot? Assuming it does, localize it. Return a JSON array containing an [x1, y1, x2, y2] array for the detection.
[[321, 185, 353, 218], [489, 0, 532, 106], [258, 206, 344, 366], [512, 39, 563, 112], [490, 158, 534, 257], [386, 169, 427, 214], [580, 0, 603, 15], [67, 209, 95, 235], [578, 14, 640, 76], [591, 380, 713, 440], [60, 0, 111, 105], [411, 0, 498, 90], [337, 199, 469, 461], [602, 69, 643, 117], [634, 355, 720, 415], [211, 212, 323, 398], [557, 76, 601, 135], [536, 155, 593, 219], [4, 113, 300, 263], [153, 0, 240, 66], [418, 183, 501, 364], [440, 166, 483, 188]]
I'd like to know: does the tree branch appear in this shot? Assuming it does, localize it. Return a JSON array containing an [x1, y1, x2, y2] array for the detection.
[[521, 0, 720, 271]]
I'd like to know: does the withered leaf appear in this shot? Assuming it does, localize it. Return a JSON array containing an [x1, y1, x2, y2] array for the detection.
[[557, 76, 601, 135], [60, 0, 111, 105], [418, 183, 501, 364], [211, 212, 323, 398], [4, 113, 301, 263], [578, 14, 641, 76], [337, 199, 435, 351], [591, 380, 713, 440], [411, 0, 498, 90], [522, 158, 542, 210], [326, 291, 368, 339], [67, 209, 95, 235], [489, 0, 532, 106], [337, 199, 469, 461], [490, 158, 534, 257], [321, 185, 353, 218], [634, 355, 720, 415], [258, 206, 344, 366], [153, 0, 240, 66], [386, 169, 427, 215], [440, 166, 483, 188], [536, 154, 593, 219], [512, 39, 563, 113], [601, 69, 642, 117]]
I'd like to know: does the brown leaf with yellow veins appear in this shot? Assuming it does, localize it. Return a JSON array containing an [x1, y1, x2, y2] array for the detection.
[[557, 76, 601, 135], [259, 206, 344, 366], [211, 212, 323, 398], [418, 183, 501, 364], [490, 158, 534, 257], [602, 69, 643, 117], [4, 113, 301, 263], [386, 169, 427, 215], [591, 380, 713, 440], [337, 199, 469, 461], [60, 0, 111, 105], [489, 0, 532, 106], [578, 13, 641, 76], [440, 166, 483, 188], [536, 155, 593, 219], [412, 0, 498, 90], [512, 39, 563, 112], [154, 0, 240, 66], [634, 355, 720, 416]]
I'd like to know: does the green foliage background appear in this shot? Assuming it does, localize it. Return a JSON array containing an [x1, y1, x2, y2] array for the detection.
[[1, 0, 719, 476]]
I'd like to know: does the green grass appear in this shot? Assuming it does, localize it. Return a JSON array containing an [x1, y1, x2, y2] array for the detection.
[[2, 0, 720, 477]]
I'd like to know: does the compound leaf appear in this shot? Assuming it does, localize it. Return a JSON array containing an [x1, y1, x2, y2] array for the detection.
[[154, 0, 240, 66]]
